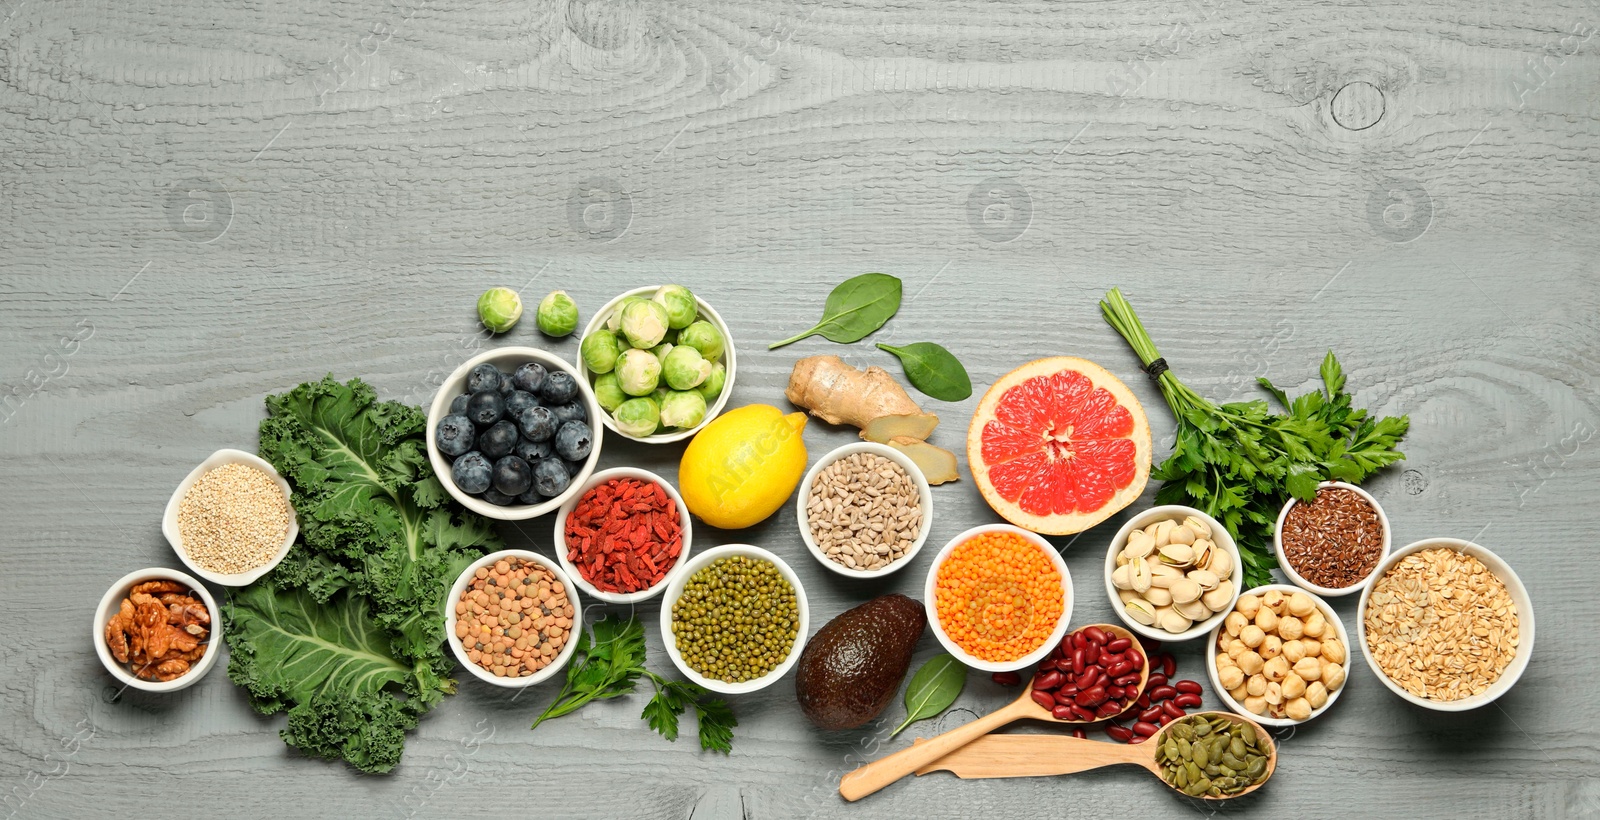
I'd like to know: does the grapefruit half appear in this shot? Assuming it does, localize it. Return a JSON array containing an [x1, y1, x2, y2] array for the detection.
[[967, 357, 1151, 535]]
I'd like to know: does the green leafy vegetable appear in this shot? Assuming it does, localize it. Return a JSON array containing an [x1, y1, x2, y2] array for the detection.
[[877, 343, 972, 402], [769, 273, 902, 349], [533, 615, 739, 753], [891, 654, 966, 737], [1100, 289, 1409, 589], [224, 376, 502, 774]]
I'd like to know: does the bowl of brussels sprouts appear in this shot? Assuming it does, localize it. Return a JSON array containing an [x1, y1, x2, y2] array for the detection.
[[577, 285, 737, 444], [427, 347, 603, 520]]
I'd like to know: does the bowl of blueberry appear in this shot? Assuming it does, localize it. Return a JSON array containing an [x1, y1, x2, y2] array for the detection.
[[427, 347, 602, 520]]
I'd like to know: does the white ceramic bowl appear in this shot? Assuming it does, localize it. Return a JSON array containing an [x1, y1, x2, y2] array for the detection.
[[426, 347, 603, 520], [553, 467, 694, 604], [1357, 538, 1534, 711], [658, 544, 809, 695], [795, 442, 934, 579], [93, 567, 221, 693], [577, 286, 737, 444], [162, 448, 298, 586], [1274, 481, 1392, 597], [1105, 505, 1243, 643], [445, 549, 584, 689], [924, 524, 1074, 673], [1206, 584, 1351, 727]]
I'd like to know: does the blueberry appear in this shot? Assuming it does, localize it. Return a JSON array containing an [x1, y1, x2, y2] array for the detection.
[[467, 363, 503, 394], [533, 457, 571, 497], [481, 487, 517, 506], [504, 390, 540, 419], [517, 489, 547, 506], [451, 451, 492, 494], [477, 420, 519, 459], [499, 372, 515, 395], [492, 455, 533, 496], [541, 370, 578, 404], [434, 414, 476, 458], [466, 390, 505, 426], [517, 405, 558, 442], [449, 394, 471, 415], [565, 457, 584, 477], [554, 420, 592, 462], [514, 438, 552, 463], [513, 362, 548, 394], [551, 402, 587, 424]]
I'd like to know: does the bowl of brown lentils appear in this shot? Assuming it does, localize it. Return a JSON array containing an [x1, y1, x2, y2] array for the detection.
[[796, 442, 933, 578], [162, 449, 297, 587], [446, 549, 582, 688], [659, 544, 808, 695]]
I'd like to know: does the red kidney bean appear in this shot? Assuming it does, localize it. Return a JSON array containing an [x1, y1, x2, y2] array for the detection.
[[1162, 700, 1185, 719], [1132, 721, 1160, 737], [1071, 648, 1086, 675], [992, 671, 1022, 686], [1072, 632, 1087, 650], [1085, 644, 1101, 665], [1130, 735, 1148, 744], [1055, 690, 1076, 706], [1084, 625, 1109, 645], [1139, 705, 1163, 723], [1136, 694, 1151, 708], [1075, 668, 1102, 690], [1106, 637, 1132, 653], [1113, 673, 1141, 687], [1106, 660, 1136, 680], [1104, 685, 1124, 700], [1033, 670, 1064, 690], [1051, 704, 1074, 720], [1071, 728, 1087, 739], [1075, 687, 1107, 708], [1175, 680, 1203, 695], [1097, 652, 1121, 669], [1158, 713, 1176, 726], [1174, 693, 1203, 708], [1031, 690, 1056, 710], [1147, 673, 1168, 689], [1125, 651, 1145, 671], [1095, 700, 1124, 718], [1069, 704, 1095, 721], [1160, 654, 1177, 678], [1105, 724, 1133, 742], [1138, 636, 1163, 654], [1148, 685, 1177, 702]]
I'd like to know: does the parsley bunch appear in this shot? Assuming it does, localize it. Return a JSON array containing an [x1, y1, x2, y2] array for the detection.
[[532, 615, 737, 754], [1100, 289, 1410, 588]]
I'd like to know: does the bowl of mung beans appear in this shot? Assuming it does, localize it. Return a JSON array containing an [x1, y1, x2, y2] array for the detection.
[[796, 442, 933, 578], [162, 449, 298, 587], [659, 544, 809, 695], [446, 549, 583, 688]]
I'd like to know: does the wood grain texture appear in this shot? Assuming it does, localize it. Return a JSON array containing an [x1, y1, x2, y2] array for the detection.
[[1, 0, 1597, 816]]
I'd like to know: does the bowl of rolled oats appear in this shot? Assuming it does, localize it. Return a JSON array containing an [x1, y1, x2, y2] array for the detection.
[[1357, 538, 1533, 711]]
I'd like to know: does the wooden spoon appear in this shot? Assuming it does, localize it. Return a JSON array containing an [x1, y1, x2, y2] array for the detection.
[[914, 711, 1277, 800], [838, 624, 1149, 802]]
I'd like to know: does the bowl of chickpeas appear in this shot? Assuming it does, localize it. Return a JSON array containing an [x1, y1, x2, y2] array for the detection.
[[446, 549, 583, 688], [1205, 585, 1351, 726]]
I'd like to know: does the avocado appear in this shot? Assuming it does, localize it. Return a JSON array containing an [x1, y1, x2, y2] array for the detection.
[[795, 594, 926, 730]]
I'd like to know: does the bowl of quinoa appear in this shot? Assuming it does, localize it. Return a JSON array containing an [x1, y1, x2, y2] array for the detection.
[[162, 449, 297, 586]]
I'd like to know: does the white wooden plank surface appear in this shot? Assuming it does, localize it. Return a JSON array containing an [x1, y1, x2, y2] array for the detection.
[[2, 0, 1597, 817]]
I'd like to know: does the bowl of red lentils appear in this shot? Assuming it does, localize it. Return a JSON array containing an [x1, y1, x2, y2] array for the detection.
[[553, 467, 694, 604], [446, 549, 583, 688], [161, 449, 298, 587], [1274, 481, 1391, 597], [923, 524, 1074, 673]]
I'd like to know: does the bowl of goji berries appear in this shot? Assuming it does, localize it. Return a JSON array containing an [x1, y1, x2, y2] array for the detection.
[[554, 467, 693, 604]]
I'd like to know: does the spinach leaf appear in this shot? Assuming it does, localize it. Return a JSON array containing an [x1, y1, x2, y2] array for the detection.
[[891, 654, 966, 737], [877, 342, 972, 401], [769, 273, 901, 349]]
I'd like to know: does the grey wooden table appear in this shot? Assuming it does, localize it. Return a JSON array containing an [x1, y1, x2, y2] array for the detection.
[[3, 0, 1598, 816]]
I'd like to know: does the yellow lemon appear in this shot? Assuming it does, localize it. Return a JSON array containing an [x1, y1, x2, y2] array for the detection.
[[679, 404, 809, 529]]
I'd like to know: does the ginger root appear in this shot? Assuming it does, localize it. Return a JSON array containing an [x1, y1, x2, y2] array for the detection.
[[786, 356, 939, 438], [861, 414, 939, 444], [887, 436, 960, 485]]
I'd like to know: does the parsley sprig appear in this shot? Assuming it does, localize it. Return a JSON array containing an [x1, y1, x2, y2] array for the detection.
[[531, 615, 737, 753], [1100, 288, 1410, 588]]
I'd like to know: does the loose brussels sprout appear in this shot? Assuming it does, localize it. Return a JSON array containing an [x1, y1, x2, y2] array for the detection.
[[662, 345, 712, 390], [536, 290, 580, 337], [592, 372, 626, 412], [649, 342, 674, 364], [652, 284, 698, 329], [615, 348, 661, 396], [477, 287, 523, 333], [659, 390, 708, 429], [613, 396, 660, 437], [605, 296, 646, 333], [677, 320, 725, 361], [580, 329, 622, 374], [619, 299, 670, 349], [697, 360, 727, 403]]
